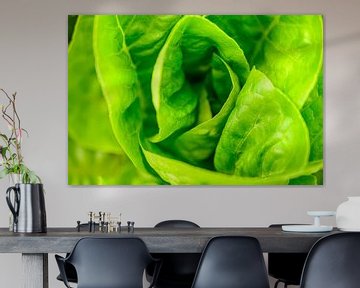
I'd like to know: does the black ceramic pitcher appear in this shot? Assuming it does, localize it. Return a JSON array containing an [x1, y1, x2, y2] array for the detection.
[[6, 183, 47, 233]]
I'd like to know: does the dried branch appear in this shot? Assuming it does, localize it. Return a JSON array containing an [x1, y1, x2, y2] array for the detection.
[[0, 88, 40, 183]]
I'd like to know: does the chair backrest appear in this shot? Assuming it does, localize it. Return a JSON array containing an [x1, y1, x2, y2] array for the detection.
[[268, 224, 308, 285], [150, 220, 201, 287], [66, 237, 154, 288], [155, 220, 200, 228], [300, 232, 360, 288], [191, 236, 270, 288]]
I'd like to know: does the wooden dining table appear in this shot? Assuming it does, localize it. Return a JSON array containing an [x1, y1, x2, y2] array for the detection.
[[0, 226, 339, 288]]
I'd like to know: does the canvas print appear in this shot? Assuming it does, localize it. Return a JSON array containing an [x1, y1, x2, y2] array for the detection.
[[68, 15, 323, 185]]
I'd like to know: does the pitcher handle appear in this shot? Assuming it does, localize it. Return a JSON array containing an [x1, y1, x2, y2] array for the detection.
[[6, 186, 20, 224]]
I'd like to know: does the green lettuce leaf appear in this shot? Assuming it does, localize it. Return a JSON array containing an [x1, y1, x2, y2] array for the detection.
[[208, 15, 323, 108], [166, 58, 241, 166], [150, 15, 250, 142], [214, 68, 310, 177], [93, 15, 149, 172], [301, 70, 323, 161], [142, 139, 322, 185], [68, 15, 120, 154]]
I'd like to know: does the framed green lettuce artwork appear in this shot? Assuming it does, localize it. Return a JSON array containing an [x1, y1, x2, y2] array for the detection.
[[68, 15, 323, 185]]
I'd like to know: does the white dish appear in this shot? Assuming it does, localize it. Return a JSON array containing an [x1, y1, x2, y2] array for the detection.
[[282, 225, 333, 233], [338, 227, 360, 232], [307, 211, 336, 217]]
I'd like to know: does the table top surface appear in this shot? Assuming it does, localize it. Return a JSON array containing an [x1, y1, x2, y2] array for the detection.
[[0, 226, 340, 254]]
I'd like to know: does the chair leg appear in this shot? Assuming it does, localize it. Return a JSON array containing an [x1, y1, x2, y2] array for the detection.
[[274, 280, 289, 288]]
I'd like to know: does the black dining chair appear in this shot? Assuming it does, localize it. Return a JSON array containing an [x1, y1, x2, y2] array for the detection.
[[268, 224, 308, 288], [300, 232, 360, 288], [191, 236, 270, 288], [56, 223, 99, 284], [55, 237, 161, 288], [147, 220, 201, 288]]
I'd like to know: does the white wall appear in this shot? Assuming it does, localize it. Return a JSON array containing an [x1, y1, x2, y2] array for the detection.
[[1, 0, 360, 287]]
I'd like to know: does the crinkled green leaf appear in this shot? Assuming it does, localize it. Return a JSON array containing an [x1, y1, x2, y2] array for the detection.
[[68, 16, 120, 154], [151, 15, 249, 142], [167, 58, 241, 166], [116, 15, 181, 136], [142, 140, 322, 185], [93, 15, 149, 172], [214, 68, 310, 177], [208, 15, 323, 108], [301, 71, 323, 161]]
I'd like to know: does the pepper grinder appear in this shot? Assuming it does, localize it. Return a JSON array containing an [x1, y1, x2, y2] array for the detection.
[[88, 212, 93, 232], [77, 221, 81, 232], [127, 221, 135, 233]]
